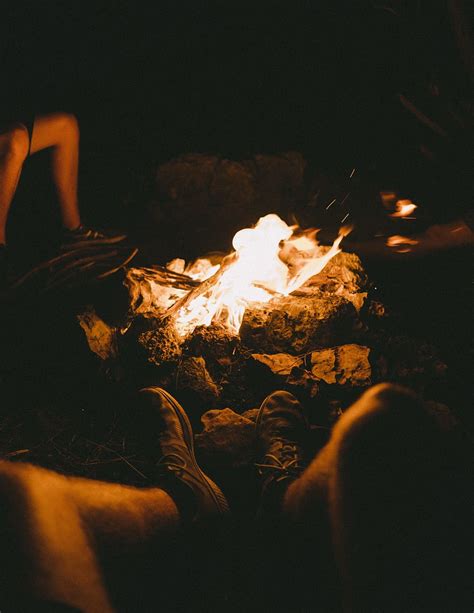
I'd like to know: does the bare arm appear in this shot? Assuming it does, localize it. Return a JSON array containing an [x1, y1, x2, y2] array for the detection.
[[344, 219, 474, 260]]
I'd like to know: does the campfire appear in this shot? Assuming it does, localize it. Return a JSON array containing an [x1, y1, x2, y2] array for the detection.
[[108, 213, 374, 415], [77, 206, 447, 472], [127, 213, 351, 337]]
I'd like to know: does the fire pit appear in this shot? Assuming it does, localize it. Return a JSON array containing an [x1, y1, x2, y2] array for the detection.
[[114, 214, 367, 407], [73, 209, 450, 474]]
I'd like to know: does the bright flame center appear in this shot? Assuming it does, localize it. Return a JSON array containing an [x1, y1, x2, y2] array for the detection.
[[174, 213, 348, 337]]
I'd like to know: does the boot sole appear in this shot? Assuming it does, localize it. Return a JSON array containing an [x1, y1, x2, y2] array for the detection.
[[141, 386, 229, 516]]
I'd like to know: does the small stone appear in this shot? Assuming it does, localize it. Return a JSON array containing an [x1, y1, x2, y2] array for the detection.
[[241, 408, 259, 422], [310, 348, 337, 384], [136, 322, 182, 367], [78, 307, 117, 361], [196, 408, 256, 468], [334, 344, 371, 386], [177, 357, 221, 405], [251, 353, 303, 376], [177, 358, 220, 406], [252, 344, 371, 389]]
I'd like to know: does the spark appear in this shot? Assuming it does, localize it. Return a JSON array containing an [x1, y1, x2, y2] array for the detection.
[[349, 168, 356, 178], [341, 213, 350, 223], [340, 192, 351, 206], [326, 198, 337, 210]]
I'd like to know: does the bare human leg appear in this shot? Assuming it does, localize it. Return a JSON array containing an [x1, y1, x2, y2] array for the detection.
[[283, 383, 469, 612], [30, 112, 81, 231], [0, 460, 181, 613], [0, 387, 229, 612], [0, 124, 30, 245]]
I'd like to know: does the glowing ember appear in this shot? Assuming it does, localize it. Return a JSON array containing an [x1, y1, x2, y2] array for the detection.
[[390, 199, 418, 218], [173, 214, 350, 337]]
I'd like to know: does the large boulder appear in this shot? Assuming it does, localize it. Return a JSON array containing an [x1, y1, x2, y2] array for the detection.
[[150, 152, 306, 254]]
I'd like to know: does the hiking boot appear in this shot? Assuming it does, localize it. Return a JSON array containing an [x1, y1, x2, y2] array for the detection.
[[255, 390, 309, 513], [61, 224, 127, 249], [139, 386, 229, 522]]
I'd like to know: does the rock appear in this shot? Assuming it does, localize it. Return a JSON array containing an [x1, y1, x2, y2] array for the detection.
[[297, 251, 368, 312], [252, 344, 371, 388], [150, 152, 306, 253], [241, 294, 359, 354], [251, 353, 303, 376], [241, 408, 259, 422], [252, 152, 306, 212], [78, 307, 117, 361], [134, 321, 182, 367], [310, 348, 337, 383], [183, 323, 240, 364], [177, 357, 221, 406], [287, 367, 321, 397], [327, 344, 371, 386], [309, 344, 371, 387], [195, 408, 256, 468]]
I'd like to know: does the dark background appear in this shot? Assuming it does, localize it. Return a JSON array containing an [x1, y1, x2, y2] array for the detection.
[[3, 1, 396, 156], [2, 1, 470, 231]]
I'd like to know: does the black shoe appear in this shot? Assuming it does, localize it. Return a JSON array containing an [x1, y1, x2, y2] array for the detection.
[[61, 224, 127, 249], [139, 387, 229, 521], [255, 390, 309, 512]]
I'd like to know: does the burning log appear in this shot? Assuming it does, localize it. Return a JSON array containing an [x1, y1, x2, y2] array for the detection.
[[164, 252, 238, 321]]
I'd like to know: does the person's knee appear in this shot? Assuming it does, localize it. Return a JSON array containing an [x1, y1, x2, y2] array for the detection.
[[336, 383, 426, 441], [360, 382, 419, 408], [0, 125, 30, 163], [55, 112, 80, 142], [0, 460, 26, 498]]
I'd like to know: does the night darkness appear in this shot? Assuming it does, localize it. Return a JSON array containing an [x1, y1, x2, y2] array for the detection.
[[3, 2, 398, 168], [0, 3, 472, 611]]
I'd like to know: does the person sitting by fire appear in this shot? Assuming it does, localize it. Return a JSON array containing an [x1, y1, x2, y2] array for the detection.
[[0, 383, 469, 612], [0, 112, 126, 288], [333, 0, 474, 260]]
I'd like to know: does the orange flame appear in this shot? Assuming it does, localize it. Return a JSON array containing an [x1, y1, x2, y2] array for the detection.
[[174, 214, 349, 337], [390, 199, 417, 218], [386, 234, 419, 253]]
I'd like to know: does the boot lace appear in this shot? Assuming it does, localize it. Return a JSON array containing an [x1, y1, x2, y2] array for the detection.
[[255, 438, 304, 482], [156, 452, 198, 481], [81, 226, 106, 240]]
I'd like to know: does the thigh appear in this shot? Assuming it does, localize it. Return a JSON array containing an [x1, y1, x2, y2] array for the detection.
[[29, 112, 78, 154]]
